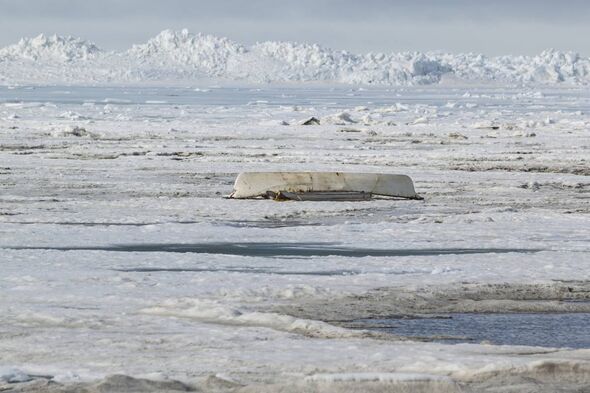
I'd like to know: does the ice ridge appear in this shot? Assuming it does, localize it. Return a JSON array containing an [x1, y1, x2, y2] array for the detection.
[[0, 29, 588, 85], [0, 33, 101, 62]]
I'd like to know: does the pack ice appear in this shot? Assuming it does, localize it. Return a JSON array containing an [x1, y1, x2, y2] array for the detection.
[[0, 29, 589, 85], [1, 29, 590, 393]]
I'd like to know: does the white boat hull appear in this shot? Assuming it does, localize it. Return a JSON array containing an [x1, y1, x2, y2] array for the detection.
[[229, 172, 421, 200]]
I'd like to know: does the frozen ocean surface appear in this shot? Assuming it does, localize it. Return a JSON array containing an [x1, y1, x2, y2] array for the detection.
[[1, 83, 590, 391], [2, 85, 589, 110]]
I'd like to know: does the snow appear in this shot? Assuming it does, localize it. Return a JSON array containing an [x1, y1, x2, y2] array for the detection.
[[129, 29, 246, 77], [1, 29, 589, 86], [0, 33, 101, 62], [0, 82, 589, 391], [141, 299, 360, 338]]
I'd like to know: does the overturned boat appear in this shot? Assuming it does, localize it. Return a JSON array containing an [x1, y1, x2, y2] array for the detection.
[[229, 172, 422, 201]]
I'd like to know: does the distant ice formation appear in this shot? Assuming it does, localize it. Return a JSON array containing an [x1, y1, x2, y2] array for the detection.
[[0, 29, 588, 85], [0, 33, 101, 62]]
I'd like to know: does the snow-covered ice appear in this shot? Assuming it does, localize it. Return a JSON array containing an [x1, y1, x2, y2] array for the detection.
[[0, 72, 589, 390], [1, 29, 589, 86]]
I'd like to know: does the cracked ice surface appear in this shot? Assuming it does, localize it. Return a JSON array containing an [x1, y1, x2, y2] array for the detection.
[[0, 85, 589, 390]]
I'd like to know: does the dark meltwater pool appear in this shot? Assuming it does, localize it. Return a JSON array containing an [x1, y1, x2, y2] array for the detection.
[[359, 313, 590, 348]]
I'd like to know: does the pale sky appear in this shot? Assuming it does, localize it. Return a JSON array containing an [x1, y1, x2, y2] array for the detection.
[[0, 0, 589, 56]]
